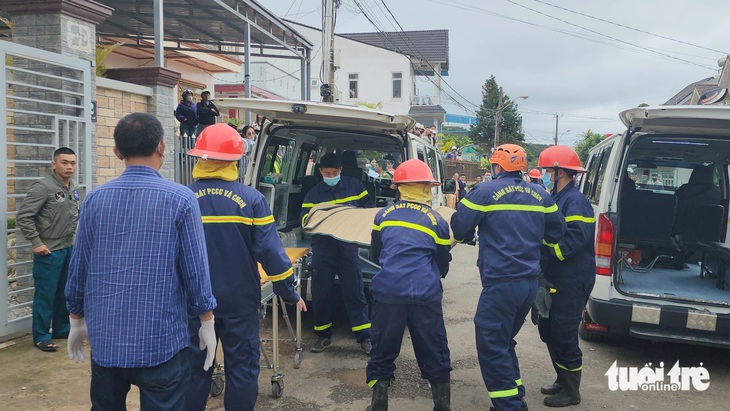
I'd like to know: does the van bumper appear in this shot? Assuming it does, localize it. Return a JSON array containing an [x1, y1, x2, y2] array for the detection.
[[587, 296, 730, 348]]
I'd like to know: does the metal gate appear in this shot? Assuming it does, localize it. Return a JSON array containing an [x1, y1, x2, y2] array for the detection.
[[0, 40, 92, 341]]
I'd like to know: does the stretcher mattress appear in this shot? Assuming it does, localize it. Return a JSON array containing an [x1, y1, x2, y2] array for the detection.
[[302, 203, 457, 247]]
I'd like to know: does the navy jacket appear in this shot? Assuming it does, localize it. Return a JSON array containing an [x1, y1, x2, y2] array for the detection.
[[188, 179, 299, 318], [175, 101, 198, 126], [301, 176, 373, 247], [197, 100, 220, 125], [451, 172, 566, 286], [542, 181, 596, 291], [370, 201, 452, 304]]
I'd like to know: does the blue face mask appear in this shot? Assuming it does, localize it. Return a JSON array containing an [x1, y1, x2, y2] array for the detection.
[[323, 175, 341, 187], [542, 173, 554, 190]]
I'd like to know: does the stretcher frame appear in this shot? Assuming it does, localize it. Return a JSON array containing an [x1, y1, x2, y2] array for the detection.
[[259, 248, 309, 398]]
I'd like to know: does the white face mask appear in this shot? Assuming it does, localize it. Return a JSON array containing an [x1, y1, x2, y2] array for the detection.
[[185, 96, 193, 103]]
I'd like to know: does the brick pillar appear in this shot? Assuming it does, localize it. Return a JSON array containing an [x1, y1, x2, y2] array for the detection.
[[5, 0, 113, 188], [105, 67, 182, 181]]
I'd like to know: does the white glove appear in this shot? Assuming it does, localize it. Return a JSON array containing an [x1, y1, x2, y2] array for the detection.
[[67, 317, 88, 362], [198, 317, 216, 371]]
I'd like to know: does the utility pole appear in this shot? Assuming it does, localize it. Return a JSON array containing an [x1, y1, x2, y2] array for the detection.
[[494, 87, 503, 150], [554, 113, 559, 145], [321, 0, 336, 102]]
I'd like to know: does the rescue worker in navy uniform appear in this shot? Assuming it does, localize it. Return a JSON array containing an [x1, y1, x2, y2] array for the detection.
[[528, 168, 544, 188], [451, 144, 566, 411], [301, 153, 373, 354], [537, 145, 596, 408], [184, 124, 306, 411], [366, 159, 452, 411]]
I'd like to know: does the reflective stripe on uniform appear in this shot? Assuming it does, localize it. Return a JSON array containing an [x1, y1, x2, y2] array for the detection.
[[543, 240, 565, 261], [488, 387, 519, 399], [461, 198, 558, 214], [367, 380, 378, 388], [372, 221, 450, 246], [555, 362, 583, 372], [202, 215, 275, 226], [352, 323, 371, 332], [314, 322, 332, 331], [268, 267, 293, 282], [301, 213, 309, 227], [565, 215, 595, 224], [515, 378, 523, 386], [302, 190, 369, 209]]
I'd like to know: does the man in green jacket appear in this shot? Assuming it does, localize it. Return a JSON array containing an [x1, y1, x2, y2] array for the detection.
[[17, 147, 80, 352]]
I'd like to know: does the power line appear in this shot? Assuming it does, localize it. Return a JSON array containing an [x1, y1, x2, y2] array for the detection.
[[503, 0, 717, 70], [426, 0, 718, 71], [349, 0, 480, 113], [531, 0, 729, 55]]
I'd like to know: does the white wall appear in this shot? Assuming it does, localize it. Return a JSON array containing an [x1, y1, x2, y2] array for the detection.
[[264, 23, 415, 115]]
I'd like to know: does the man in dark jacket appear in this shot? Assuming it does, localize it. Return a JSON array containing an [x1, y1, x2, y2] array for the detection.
[[367, 159, 452, 411], [175, 89, 198, 137], [185, 124, 306, 411], [537, 145, 596, 408], [301, 153, 373, 355], [451, 144, 566, 411], [17, 147, 80, 352], [196, 89, 219, 133]]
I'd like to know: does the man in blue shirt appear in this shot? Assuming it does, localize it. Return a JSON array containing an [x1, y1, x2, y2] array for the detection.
[[65, 113, 217, 410], [301, 153, 373, 354]]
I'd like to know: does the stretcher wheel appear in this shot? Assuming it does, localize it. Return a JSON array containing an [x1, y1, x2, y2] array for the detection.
[[210, 374, 225, 397], [272, 380, 283, 398], [294, 352, 302, 369]]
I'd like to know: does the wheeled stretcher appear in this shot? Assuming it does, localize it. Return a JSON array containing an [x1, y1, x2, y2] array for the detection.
[[258, 247, 310, 398]]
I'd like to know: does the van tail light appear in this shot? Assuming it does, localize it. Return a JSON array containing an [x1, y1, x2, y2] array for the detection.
[[595, 213, 614, 276]]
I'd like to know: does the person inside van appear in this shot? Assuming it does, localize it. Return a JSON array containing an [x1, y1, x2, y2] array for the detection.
[[646, 172, 664, 190], [537, 145, 596, 408]]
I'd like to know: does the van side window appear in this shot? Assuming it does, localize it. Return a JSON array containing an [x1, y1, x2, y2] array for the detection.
[[425, 147, 439, 180], [417, 148, 425, 162], [581, 143, 613, 205], [261, 138, 295, 182], [293, 144, 319, 184]]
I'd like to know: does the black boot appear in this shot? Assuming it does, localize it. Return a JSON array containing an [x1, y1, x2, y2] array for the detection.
[[540, 363, 563, 395], [544, 369, 581, 407], [365, 380, 389, 411], [431, 381, 450, 411], [489, 398, 528, 411]]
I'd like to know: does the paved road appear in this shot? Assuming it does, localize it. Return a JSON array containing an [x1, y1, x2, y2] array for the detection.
[[0, 244, 728, 410]]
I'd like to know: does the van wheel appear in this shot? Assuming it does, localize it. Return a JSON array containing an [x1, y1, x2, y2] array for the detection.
[[578, 310, 604, 342]]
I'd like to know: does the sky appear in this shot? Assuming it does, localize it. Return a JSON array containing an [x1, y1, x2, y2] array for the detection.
[[261, 0, 730, 146]]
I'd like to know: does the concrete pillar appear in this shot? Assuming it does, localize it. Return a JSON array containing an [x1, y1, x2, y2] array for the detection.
[[5, 0, 113, 188], [104, 67, 182, 181]]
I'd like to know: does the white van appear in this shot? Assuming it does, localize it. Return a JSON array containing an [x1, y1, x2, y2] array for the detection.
[[214, 98, 446, 295], [579, 106, 730, 348]]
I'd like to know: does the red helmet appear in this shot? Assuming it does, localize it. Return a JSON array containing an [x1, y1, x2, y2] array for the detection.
[[490, 144, 527, 172], [538, 145, 586, 173], [529, 168, 541, 179], [393, 159, 439, 185], [187, 123, 244, 161]]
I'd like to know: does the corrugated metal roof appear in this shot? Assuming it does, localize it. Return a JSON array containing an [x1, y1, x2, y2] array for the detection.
[[409, 105, 447, 116], [340, 30, 449, 71], [663, 76, 716, 105]]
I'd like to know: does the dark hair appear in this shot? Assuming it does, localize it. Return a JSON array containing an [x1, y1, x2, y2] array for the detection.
[[53, 147, 76, 159], [241, 125, 255, 137], [460, 173, 466, 177], [319, 153, 341, 169], [341, 150, 357, 167], [114, 113, 164, 158]]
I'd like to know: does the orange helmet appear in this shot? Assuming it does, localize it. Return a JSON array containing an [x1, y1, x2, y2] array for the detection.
[[393, 159, 439, 185], [489, 144, 527, 172], [538, 145, 586, 173], [187, 123, 244, 161], [529, 168, 541, 179]]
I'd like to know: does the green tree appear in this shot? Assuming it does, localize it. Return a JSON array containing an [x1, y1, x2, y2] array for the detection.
[[439, 133, 473, 153], [469, 75, 525, 148], [574, 129, 605, 163]]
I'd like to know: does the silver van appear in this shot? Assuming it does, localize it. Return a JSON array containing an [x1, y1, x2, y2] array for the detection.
[[215, 98, 446, 296], [579, 106, 730, 348]]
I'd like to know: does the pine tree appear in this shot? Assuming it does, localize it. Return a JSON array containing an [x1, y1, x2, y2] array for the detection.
[[469, 75, 525, 148]]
